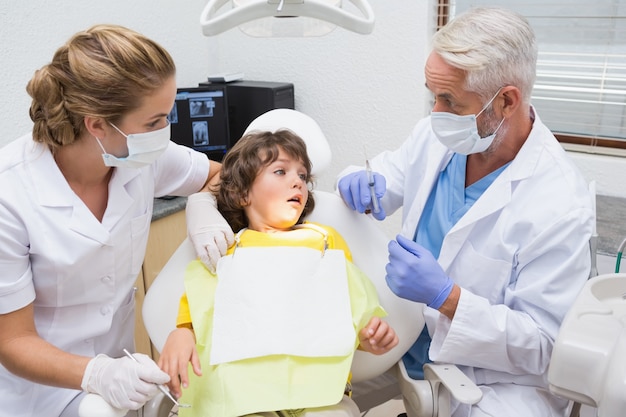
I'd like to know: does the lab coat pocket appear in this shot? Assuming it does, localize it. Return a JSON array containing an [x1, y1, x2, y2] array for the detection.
[[115, 287, 137, 324], [130, 212, 151, 274], [101, 288, 137, 354], [448, 241, 512, 304]]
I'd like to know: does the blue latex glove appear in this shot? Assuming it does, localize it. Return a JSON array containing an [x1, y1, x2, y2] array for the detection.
[[337, 170, 387, 220], [385, 234, 454, 309]]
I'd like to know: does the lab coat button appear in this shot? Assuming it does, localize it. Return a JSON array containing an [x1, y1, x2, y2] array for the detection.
[[101, 276, 112, 283], [100, 306, 110, 315]]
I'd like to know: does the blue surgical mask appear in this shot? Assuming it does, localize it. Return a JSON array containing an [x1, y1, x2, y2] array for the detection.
[[95, 122, 171, 168], [430, 88, 504, 155]]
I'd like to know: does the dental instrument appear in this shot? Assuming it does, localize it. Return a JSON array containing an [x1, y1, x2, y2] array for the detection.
[[122, 349, 190, 409], [365, 159, 381, 214]]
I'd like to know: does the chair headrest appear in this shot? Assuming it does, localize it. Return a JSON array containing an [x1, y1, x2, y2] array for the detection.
[[244, 108, 332, 175]]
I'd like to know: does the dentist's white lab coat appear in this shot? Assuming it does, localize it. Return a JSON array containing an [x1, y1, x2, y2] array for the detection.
[[0, 134, 209, 417], [356, 109, 593, 417]]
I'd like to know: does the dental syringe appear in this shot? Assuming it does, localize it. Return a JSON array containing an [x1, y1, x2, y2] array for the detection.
[[366, 159, 381, 214]]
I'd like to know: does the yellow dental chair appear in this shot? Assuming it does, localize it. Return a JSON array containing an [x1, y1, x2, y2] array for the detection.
[[79, 109, 482, 417]]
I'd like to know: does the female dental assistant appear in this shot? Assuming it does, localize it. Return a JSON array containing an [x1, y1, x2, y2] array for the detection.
[[0, 25, 221, 417]]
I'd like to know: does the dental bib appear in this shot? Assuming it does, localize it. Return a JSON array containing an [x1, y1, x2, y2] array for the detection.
[[179, 224, 385, 417], [210, 244, 355, 364]]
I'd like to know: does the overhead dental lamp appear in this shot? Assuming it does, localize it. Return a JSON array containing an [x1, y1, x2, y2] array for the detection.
[[200, 0, 375, 37]]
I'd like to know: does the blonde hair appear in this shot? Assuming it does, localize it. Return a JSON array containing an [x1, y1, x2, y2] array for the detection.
[[26, 24, 176, 151]]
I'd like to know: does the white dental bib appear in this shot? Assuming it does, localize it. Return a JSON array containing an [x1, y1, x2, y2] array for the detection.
[[210, 227, 355, 365]]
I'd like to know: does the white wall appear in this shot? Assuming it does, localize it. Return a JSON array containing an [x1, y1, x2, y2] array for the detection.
[[1, 1, 215, 136], [2, 1, 624, 239]]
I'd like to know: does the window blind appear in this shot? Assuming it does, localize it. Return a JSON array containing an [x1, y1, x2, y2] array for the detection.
[[441, 0, 626, 150]]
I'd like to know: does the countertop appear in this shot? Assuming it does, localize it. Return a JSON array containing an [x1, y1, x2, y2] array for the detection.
[[152, 196, 187, 222], [151, 195, 626, 256]]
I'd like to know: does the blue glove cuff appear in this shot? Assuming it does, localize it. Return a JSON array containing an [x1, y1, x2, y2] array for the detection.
[[428, 278, 454, 310]]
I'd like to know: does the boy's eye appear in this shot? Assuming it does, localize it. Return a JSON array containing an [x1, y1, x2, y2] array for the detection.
[[298, 173, 307, 181], [274, 169, 285, 175]]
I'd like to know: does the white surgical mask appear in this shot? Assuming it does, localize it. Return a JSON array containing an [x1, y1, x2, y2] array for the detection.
[[430, 88, 504, 155], [95, 122, 171, 168]]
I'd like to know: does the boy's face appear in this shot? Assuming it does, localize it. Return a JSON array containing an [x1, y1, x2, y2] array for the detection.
[[244, 148, 309, 232]]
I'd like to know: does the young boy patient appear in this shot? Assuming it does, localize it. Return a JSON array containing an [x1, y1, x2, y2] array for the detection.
[[158, 128, 398, 417]]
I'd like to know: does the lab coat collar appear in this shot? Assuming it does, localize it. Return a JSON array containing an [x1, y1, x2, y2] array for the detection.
[[439, 106, 545, 268], [28, 140, 139, 243], [27, 140, 74, 208]]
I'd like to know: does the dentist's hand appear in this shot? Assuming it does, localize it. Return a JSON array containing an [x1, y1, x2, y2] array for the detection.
[[186, 192, 235, 273], [81, 353, 170, 410], [385, 234, 454, 309], [337, 171, 386, 220]]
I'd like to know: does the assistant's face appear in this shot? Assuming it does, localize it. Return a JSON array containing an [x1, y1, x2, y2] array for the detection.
[[104, 76, 177, 157]]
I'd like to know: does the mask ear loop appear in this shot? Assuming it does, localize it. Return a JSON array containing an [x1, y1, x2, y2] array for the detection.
[[109, 122, 129, 138], [94, 136, 107, 154], [476, 87, 504, 118]]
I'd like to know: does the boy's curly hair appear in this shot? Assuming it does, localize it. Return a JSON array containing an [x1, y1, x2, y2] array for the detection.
[[213, 129, 316, 232]]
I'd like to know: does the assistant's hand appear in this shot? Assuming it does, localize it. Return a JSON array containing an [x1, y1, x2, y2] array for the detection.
[[158, 328, 201, 399], [358, 316, 399, 355], [186, 192, 235, 273], [81, 353, 170, 410], [385, 234, 454, 309], [337, 171, 387, 220]]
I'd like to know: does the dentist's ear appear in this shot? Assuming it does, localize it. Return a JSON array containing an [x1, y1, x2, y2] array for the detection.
[[499, 86, 522, 118]]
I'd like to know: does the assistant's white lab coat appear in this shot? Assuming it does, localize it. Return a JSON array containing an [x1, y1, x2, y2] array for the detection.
[[0, 134, 209, 417], [344, 109, 594, 417]]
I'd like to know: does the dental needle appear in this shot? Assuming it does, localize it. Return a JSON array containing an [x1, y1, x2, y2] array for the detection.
[[365, 159, 381, 214], [122, 348, 190, 408]]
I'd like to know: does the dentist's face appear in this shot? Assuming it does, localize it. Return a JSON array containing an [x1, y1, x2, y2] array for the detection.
[[244, 148, 309, 233], [425, 51, 502, 139]]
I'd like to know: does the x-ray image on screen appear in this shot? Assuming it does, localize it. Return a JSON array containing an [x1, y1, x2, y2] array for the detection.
[[168, 103, 179, 124], [193, 121, 209, 146], [168, 86, 230, 161], [190, 99, 215, 117]]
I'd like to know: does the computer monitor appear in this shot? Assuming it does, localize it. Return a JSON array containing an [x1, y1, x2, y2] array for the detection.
[[168, 86, 230, 161]]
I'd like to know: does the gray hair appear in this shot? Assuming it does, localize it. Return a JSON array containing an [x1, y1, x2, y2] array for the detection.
[[432, 7, 537, 104]]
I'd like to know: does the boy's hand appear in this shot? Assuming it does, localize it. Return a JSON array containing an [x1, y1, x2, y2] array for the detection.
[[357, 316, 399, 355], [157, 327, 202, 398]]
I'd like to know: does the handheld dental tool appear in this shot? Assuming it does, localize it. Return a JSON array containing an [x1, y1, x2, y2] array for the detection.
[[122, 348, 190, 408], [365, 159, 381, 214]]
